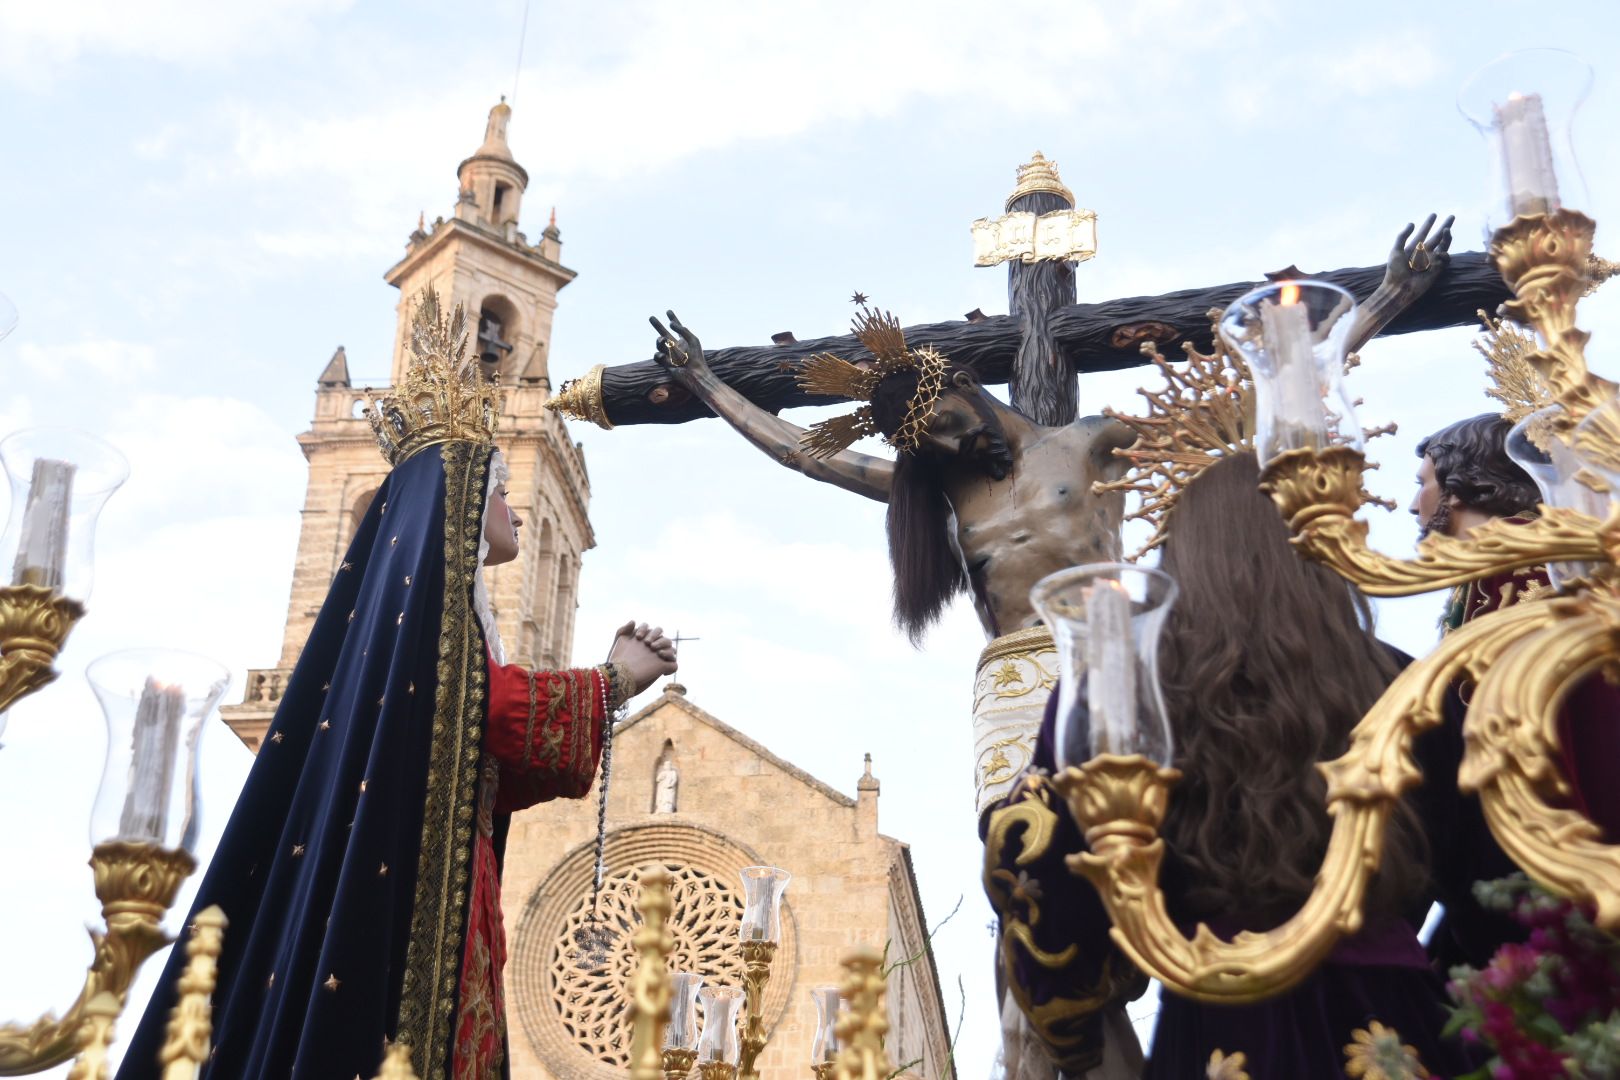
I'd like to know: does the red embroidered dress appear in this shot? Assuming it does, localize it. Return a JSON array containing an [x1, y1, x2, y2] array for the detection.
[[451, 659, 621, 1079]]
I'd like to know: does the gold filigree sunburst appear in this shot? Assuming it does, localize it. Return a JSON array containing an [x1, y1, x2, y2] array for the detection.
[[1098, 308, 1393, 559], [1474, 309, 1554, 426]]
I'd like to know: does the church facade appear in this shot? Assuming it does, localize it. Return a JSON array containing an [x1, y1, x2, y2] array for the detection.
[[220, 103, 952, 1079]]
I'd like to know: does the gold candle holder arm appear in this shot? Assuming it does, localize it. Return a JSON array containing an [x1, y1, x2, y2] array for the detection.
[[735, 940, 777, 1080], [374, 1043, 420, 1079], [0, 584, 85, 714], [1056, 598, 1550, 1003], [830, 947, 890, 1080], [662, 1047, 698, 1080], [0, 842, 196, 1076], [157, 905, 227, 1080], [1260, 446, 1614, 596], [1460, 592, 1620, 929], [628, 868, 676, 1080]]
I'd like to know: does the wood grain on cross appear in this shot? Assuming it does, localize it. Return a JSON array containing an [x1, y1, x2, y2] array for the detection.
[[583, 252, 1508, 429]]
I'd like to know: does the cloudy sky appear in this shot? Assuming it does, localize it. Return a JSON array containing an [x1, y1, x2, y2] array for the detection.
[[2, 0, 1619, 1074]]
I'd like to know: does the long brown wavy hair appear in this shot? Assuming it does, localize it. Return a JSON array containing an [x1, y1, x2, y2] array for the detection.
[[1156, 452, 1429, 924]]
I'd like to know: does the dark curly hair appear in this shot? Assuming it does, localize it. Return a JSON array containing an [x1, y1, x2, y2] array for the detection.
[[1156, 452, 1429, 924], [1416, 414, 1539, 518]]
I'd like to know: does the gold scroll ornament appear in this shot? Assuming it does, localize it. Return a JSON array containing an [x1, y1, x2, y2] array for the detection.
[[971, 210, 1098, 268]]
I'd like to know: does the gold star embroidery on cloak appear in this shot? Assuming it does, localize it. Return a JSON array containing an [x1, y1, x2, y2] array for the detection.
[[1206, 1049, 1250, 1080], [396, 612, 403, 625], [379, 863, 389, 876], [390, 535, 398, 546], [322, 682, 330, 692], [348, 610, 355, 622], [292, 843, 306, 857], [404, 574, 412, 586], [379, 501, 386, 514], [359, 779, 369, 792], [340, 561, 353, 572], [270, 731, 284, 743], [266, 972, 275, 989], [407, 682, 416, 695], [377, 695, 386, 707], [319, 719, 331, 731], [324, 974, 341, 992]]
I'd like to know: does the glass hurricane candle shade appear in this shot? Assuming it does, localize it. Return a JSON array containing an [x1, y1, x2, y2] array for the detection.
[[0, 427, 129, 601], [666, 972, 706, 1051], [695, 986, 744, 1065], [737, 866, 790, 943], [1458, 48, 1592, 229], [1030, 563, 1179, 770], [1219, 281, 1360, 466], [810, 985, 842, 1066], [88, 649, 230, 853], [1507, 406, 1620, 588]]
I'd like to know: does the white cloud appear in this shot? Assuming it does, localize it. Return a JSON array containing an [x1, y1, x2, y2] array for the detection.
[[15, 338, 157, 381], [0, 0, 355, 77]]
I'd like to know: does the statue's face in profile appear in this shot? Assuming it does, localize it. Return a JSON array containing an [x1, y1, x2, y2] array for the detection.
[[1409, 454, 1450, 538], [484, 484, 523, 565], [915, 386, 1014, 480]]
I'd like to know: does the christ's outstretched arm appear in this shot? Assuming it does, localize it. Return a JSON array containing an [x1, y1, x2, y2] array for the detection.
[[651, 312, 894, 503], [1347, 213, 1456, 354]]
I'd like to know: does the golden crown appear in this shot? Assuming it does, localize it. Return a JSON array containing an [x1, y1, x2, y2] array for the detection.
[[1097, 309, 1392, 558], [1006, 151, 1074, 210], [797, 304, 947, 458], [364, 287, 502, 466]]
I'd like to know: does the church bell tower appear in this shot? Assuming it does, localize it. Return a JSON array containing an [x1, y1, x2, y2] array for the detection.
[[223, 101, 593, 750]]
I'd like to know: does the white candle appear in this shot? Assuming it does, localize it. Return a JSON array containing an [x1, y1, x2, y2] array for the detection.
[[1084, 580, 1136, 756], [11, 458, 75, 589], [119, 678, 185, 842], [1258, 290, 1323, 451], [1497, 92, 1560, 218]]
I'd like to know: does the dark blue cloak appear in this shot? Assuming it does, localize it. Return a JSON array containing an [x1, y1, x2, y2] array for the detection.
[[118, 441, 495, 1079]]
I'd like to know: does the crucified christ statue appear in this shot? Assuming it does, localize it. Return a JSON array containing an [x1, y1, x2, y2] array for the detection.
[[648, 216, 1454, 645]]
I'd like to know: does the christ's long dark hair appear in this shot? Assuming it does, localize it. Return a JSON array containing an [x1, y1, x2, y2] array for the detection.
[[871, 363, 1001, 643], [1156, 452, 1429, 924]]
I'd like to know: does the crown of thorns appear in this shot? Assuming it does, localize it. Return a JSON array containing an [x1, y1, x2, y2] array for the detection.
[[796, 303, 947, 458]]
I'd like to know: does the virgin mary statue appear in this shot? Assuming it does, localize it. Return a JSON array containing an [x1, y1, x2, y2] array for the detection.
[[117, 289, 676, 1080]]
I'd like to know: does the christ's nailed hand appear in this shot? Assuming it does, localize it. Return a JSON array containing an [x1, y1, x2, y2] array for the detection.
[[608, 620, 679, 696]]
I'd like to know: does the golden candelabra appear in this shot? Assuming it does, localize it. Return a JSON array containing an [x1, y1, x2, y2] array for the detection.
[[1058, 206, 1620, 1006], [629, 868, 676, 1080], [157, 905, 227, 1080], [736, 940, 777, 1080], [0, 835, 196, 1075], [0, 584, 83, 713], [627, 874, 889, 1080], [830, 947, 891, 1080]]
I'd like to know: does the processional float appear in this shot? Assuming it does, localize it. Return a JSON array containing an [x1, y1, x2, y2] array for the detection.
[[1044, 47, 1620, 1005]]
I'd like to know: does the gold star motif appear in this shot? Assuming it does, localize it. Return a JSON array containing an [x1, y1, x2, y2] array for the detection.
[[324, 973, 341, 992], [340, 561, 353, 572], [359, 779, 368, 793], [267, 972, 276, 989], [319, 719, 331, 731], [378, 863, 389, 876], [270, 731, 284, 744], [404, 574, 412, 586], [377, 695, 386, 707], [379, 501, 386, 514], [407, 682, 416, 695], [322, 682, 330, 693], [348, 610, 355, 622], [390, 535, 398, 547], [850, 290, 869, 305], [396, 612, 403, 625], [292, 843, 306, 857]]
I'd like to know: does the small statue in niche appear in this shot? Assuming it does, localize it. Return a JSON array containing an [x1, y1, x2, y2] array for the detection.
[[654, 757, 678, 814]]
